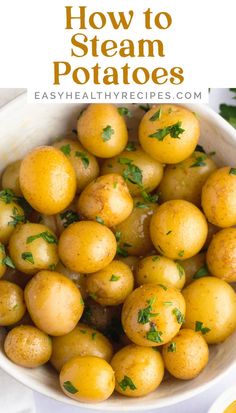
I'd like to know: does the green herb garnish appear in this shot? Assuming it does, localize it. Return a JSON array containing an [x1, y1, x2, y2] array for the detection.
[[166, 230, 172, 235], [229, 168, 236, 175], [138, 297, 159, 324], [63, 381, 78, 394], [163, 301, 173, 307], [125, 142, 136, 152], [117, 246, 129, 257], [0, 189, 17, 204], [193, 265, 208, 279], [2, 256, 15, 269], [176, 263, 184, 279], [149, 121, 185, 141], [195, 144, 206, 153], [190, 154, 207, 168], [146, 324, 163, 343], [8, 207, 26, 227], [119, 158, 143, 187], [195, 321, 211, 335], [178, 250, 185, 258], [95, 216, 104, 225], [119, 376, 137, 391], [139, 104, 151, 112], [27, 232, 57, 244], [102, 125, 114, 142], [135, 201, 148, 209], [75, 151, 89, 168], [60, 210, 80, 228], [118, 107, 132, 118], [158, 284, 167, 291], [49, 264, 56, 271], [167, 342, 176, 352], [173, 308, 185, 324], [152, 256, 160, 262], [60, 144, 71, 156], [91, 332, 97, 340], [22, 252, 34, 264], [149, 108, 162, 121], [110, 274, 120, 282], [141, 190, 159, 204]]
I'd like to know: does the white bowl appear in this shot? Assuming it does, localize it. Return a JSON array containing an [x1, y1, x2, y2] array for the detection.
[[208, 385, 236, 413], [0, 94, 236, 411]]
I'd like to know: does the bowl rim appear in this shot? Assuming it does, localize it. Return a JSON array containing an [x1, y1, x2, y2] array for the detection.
[[207, 384, 236, 413]]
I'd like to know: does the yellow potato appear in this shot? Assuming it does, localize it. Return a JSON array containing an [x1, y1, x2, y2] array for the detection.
[[139, 104, 200, 164], [179, 252, 209, 286], [0, 280, 26, 326], [207, 228, 236, 282], [0, 244, 6, 278], [1, 160, 22, 196], [0, 196, 25, 245], [55, 261, 87, 299]]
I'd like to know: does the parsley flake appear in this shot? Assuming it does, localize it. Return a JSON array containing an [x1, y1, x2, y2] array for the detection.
[[118, 107, 132, 118], [125, 142, 136, 152], [75, 151, 89, 169], [166, 230, 172, 235], [149, 108, 162, 121], [138, 297, 159, 324], [158, 284, 167, 291], [229, 168, 236, 175], [2, 256, 15, 269], [102, 125, 114, 142], [26, 232, 57, 244], [117, 246, 129, 257], [60, 144, 71, 156], [176, 263, 184, 279], [167, 342, 176, 352], [22, 252, 34, 264], [190, 154, 207, 168], [119, 376, 137, 391], [63, 381, 78, 394], [141, 190, 159, 204], [135, 201, 148, 209], [95, 216, 104, 225], [195, 321, 211, 335], [91, 332, 97, 340], [8, 207, 26, 227], [0, 189, 17, 204], [152, 256, 160, 262], [110, 274, 120, 282], [193, 265, 209, 279], [178, 250, 185, 258], [60, 210, 80, 228], [119, 158, 143, 187], [173, 308, 185, 324], [146, 324, 163, 343], [149, 121, 185, 141]]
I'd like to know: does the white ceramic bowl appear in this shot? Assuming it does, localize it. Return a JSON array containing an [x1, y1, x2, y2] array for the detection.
[[0, 94, 236, 411], [208, 385, 236, 413]]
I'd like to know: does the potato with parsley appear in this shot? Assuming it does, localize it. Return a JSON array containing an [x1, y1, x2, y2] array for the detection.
[[111, 344, 164, 397], [179, 252, 209, 286], [0, 280, 26, 326], [8, 223, 58, 275], [122, 283, 185, 346], [77, 104, 128, 158], [158, 151, 216, 206], [77, 174, 133, 227], [1, 160, 22, 196], [182, 277, 236, 344], [101, 145, 163, 197], [162, 329, 209, 380], [139, 104, 200, 164], [202, 167, 236, 227], [150, 200, 208, 260], [0, 191, 25, 244], [135, 255, 185, 290]]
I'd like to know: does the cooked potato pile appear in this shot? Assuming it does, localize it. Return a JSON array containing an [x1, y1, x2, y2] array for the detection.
[[0, 103, 236, 403]]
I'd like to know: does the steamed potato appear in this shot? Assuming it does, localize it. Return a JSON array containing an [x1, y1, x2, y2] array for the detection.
[[58, 221, 117, 273], [24, 270, 84, 336], [77, 104, 128, 158], [55, 261, 87, 299], [111, 344, 164, 397], [0, 197, 25, 245], [0, 280, 26, 326], [0, 244, 6, 278], [150, 200, 208, 260], [19, 146, 76, 214], [1, 160, 22, 196], [162, 329, 209, 380], [179, 252, 209, 286], [139, 105, 200, 164], [202, 167, 236, 227], [77, 174, 133, 227]]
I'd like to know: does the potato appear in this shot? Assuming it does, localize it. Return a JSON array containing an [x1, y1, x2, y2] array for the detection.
[[150, 200, 208, 260], [158, 151, 216, 207], [206, 228, 236, 282], [50, 323, 113, 371], [135, 255, 185, 290], [19, 146, 76, 214], [4, 325, 52, 368], [202, 167, 236, 227], [162, 329, 209, 380], [85, 260, 134, 306], [101, 145, 163, 196], [77, 174, 133, 227], [179, 252, 209, 286], [60, 355, 115, 402], [122, 283, 185, 346], [182, 277, 236, 343], [58, 221, 116, 273], [1, 160, 22, 196], [77, 104, 128, 158], [111, 344, 164, 397], [0, 196, 25, 244], [55, 261, 87, 299], [0, 280, 26, 326], [0, 244, 6, 278], [139, 104, 200, 164], [24, 270, 84, 336], [8, 223, 59, 275], [114, 197, 157, 256], [53, 139, 99, 193]]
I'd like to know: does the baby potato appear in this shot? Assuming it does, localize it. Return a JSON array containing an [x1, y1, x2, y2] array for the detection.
[[8, 223, 59, 275], [53, 139, 99, 193], [77, 174, 133, 227], [101, 145, 163, 196], [0, 280, 26, 326], [77, 104, 128, 158], [85, 260, 134, 306], [1, 160, 22, 196], [182, 277, 236, 344], [56, 261, 87, 299], [206, 228, 236, 282], [60, 355, 115, 402], [158, 151, 217, 207], [111, 344, 164, 397], [0, 196, 25, 245], [135, 255, 185, 290], [122, 283, 185, 346], [4, 325, 52, 368], [58, 221, 116, 273], [150, 200, 208, 260], [19, 146, 76, 215], [202, 167, 236, 227], [179, 252, 209, 286], [139, 104, 200, 164], [50, 323, 113, 371], [0, 244, 6, 278], [162, 329, 209, 380], [114, 197, 157, 256], [24, 270, 84, 336]]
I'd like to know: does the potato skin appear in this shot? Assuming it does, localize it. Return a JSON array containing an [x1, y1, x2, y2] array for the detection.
[[58, 221, 117, 273], [24, 270, 84, 336], [77, 104, 128, 158], [4, 325, 52, 368], [8, 223, 59, 275], [206, 228, 236, 282], [179, 252, 209, 286], [202, 167, 236, 227], [150, 200, 208, 260], [0, 280, 26, 326], [77, 174, 133, 227], [50, 323, 113, 371], [122, 283, 185, 346], [55, 261, 87, 299], [1, 160, 22, 196], [135, 255, 185, 290], [53, 139, 99, 193], [0, 244, 6, 278], [158, 151, 216, 207], [60, 355, 115, 402], [101, 146, 163, 196], [139, 104, 200, 164], [19, 146, 76, 215], [111, 344, 164, 397], [162, 329, 209, 380], [0, 199, 25, 245], [182, 277, 236, 343], [85, 260, 134, 306]]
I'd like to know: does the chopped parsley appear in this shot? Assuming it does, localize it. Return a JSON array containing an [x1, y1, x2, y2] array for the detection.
[[118, 107, 132, 118], [138, 297, 159, 324], [152, 255, 160, 262], [193, 265, 209, 279], [75, 151, 89, 169], [110, 274, 120, 282], [91, 332, 97, 340], [149, 108, 162, 121], [158, 284, 167, 291], [21, 252, 34, 264], [119, 376, 137, 391], [195, 144, 206, 153], [8, 207, 26, 227], [89, 292, 97, 300], [119, 158, 143, 187], [115, 231, 121, 243], [60, 144, 71, 156], [49, 264, 56, 271], [190, 154, 207, 168], [0, 189, 17, 204], [166, 230, 172, 235], [167, 342, 176, 352], [125, 142, 136, 152], [79, 329, 86, 334], [220, 101, 236, 128], [163, 301, 173, 307], [148, 121, 185, 141], [176, 263, 184, 279], [117, 246, 129, 257], [26, 232, 57, 244], [141, 190, 159, 204], [139, 104, 151, 113], [95, 216, 104, 225], [173, 308, 185, 324], [60, 210, 80, 228], [2, 256, 15, 269], [63, 381, 78, 394], [195, 321, 211, 335], [135, 201, 148, 209], [178, 250, 185, 258], [102, 125, 114, 142], [146, 324, 163, 343], [229, 168, 236, 175]]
